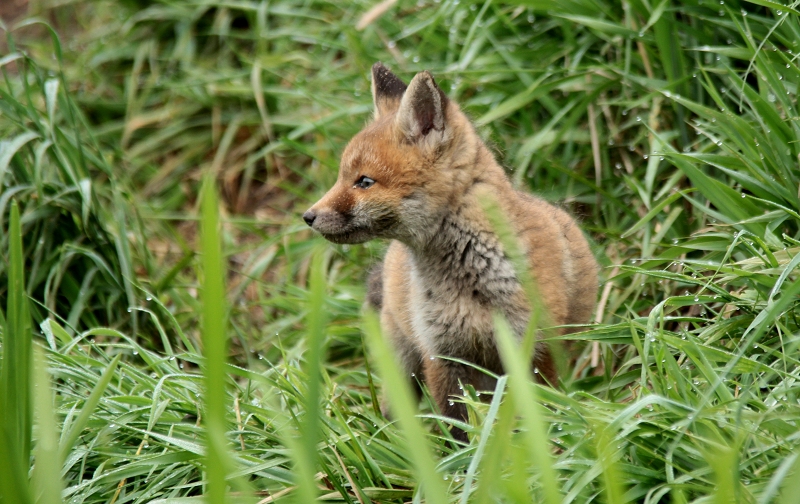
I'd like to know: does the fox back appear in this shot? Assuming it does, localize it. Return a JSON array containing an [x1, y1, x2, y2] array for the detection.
[[304, 63, 598, 442]]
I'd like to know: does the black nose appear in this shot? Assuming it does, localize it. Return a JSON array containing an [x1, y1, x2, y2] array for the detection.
[[303, 210, 317, 227]]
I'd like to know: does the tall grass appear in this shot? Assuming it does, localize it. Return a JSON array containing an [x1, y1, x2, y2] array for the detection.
[[1, 0, 799, 502], [1, 201, 33, 503]]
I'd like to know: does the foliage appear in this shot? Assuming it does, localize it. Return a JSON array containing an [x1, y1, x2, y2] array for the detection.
[[1, 0, 799, 502]]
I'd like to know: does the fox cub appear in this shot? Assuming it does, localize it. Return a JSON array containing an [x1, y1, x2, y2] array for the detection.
[[304, 63, 598, 441]]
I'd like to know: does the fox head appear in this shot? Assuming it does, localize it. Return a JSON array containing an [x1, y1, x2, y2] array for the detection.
[[303, 62, 483, 247]]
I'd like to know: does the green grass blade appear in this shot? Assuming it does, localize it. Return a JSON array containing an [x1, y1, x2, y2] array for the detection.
[[199, 175, 232, 504], [0, 200, 32, 503], [31, 347, 63, 504], [58, 353, 121, 462], [362, 310, 449, 503], [493, 315, 561, 504], [707, 443, 739, 504], [594, 420, 626, 504], [775, 450, 800, 504], [293, 250, 328, 504], [459, 375, 508, 504]]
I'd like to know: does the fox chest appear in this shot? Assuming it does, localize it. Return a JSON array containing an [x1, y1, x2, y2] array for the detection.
[[407, 256, 527, 357]]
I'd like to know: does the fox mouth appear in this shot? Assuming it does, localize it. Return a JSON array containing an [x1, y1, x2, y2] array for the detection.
[[319, 226, 375, 244]]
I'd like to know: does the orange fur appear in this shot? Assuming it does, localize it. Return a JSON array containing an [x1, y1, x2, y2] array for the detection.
[[304, 63, 599, 443]]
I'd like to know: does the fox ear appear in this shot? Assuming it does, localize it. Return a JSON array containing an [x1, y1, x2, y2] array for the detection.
[[372, 62, 407, 119], [395, 70, 449, 142]]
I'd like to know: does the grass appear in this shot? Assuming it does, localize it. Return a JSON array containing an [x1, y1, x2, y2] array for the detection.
[[1, 0, 800, 502]]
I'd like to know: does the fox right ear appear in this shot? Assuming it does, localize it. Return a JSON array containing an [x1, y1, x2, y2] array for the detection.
[[395, 70, 449, 143], [372, 62, 407, 119]]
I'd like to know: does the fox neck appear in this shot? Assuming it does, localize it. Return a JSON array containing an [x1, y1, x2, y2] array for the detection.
[[404, 152, 522, 306]]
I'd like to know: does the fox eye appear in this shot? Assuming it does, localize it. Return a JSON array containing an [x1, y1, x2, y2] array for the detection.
[[355, 176, 375, 189]]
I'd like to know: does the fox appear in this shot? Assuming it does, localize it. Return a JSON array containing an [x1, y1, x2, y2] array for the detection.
[[303, 62, 598, 442]]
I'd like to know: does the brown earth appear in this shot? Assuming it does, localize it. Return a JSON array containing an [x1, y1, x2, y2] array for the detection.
[[0, 0, 28, 24]]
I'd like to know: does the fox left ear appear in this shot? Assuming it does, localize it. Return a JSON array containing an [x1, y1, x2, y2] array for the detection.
[[395, 70, 449, 144], [372, 62, 407, 119]]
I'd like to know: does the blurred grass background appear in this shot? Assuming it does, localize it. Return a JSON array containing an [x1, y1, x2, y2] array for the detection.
[[1, 0, 799, 502]]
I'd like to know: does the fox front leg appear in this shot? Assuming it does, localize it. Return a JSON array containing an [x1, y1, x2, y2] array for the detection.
[[423, 357, 473, 443]]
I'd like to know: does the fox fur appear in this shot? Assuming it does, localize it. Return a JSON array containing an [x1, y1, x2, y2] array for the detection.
[[304, 62, 599, 442]]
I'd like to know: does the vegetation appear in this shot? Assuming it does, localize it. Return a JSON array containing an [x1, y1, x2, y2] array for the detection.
[[1, 0, 799, 502]]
